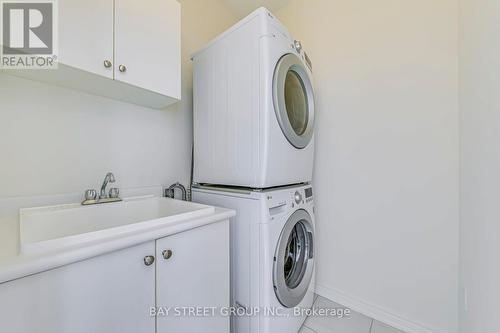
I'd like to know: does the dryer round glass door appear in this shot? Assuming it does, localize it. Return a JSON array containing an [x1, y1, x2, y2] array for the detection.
[[273, 53, 315, 149], [273, 209, 315, 308]]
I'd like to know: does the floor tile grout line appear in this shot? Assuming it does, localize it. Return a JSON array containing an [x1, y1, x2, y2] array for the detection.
[[302, 324, 320, 333], [307, 294, 405, 333], [303, 316, 316, 332]]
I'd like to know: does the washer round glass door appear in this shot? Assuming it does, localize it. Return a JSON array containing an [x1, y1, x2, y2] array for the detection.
[[273, 209, 315, 308], [273, 53, 315, 149]]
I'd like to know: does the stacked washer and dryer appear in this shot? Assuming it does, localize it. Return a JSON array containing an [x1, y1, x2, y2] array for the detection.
[[191, 7, 316, 333]]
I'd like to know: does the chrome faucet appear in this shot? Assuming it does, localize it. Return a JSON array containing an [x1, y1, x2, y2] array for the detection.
[[100, 172, 116, 199], [82, 172, 122, 205]]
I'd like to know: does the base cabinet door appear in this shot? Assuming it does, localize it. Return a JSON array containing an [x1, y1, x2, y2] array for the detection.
[[156, 221, 230, 333], [0, 241, 156, 333]]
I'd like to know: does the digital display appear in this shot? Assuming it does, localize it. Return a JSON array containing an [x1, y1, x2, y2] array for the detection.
[[305, 187, 313, 198]]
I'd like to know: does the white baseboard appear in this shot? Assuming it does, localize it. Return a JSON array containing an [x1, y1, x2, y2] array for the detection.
[[315, 284, 447, 333]]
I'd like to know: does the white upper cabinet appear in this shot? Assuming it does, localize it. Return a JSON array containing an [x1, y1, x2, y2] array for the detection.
[[115, 0, 181, 98], [58, 0, 114, 79], [4, 0, 180, 109]]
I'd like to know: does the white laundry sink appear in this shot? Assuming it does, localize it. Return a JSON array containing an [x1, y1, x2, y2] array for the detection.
[[19, 196, 215, 254]]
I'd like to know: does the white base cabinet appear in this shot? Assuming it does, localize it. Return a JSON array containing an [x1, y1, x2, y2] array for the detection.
[[0, 220, 229, 333], [0, 241, 156, 333], [156, 221, 230, 332]]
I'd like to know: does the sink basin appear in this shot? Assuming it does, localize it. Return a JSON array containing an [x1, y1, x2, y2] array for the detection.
[[19, 196, 215, 254]]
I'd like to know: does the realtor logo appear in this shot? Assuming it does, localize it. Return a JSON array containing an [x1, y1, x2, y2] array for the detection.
[[1, 0, 57, 69]]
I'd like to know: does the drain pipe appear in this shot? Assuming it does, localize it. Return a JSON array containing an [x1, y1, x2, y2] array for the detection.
[[164, 182, 187, 201]]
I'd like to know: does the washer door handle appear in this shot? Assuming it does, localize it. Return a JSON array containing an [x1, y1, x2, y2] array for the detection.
[[308, 231, 314, 259]]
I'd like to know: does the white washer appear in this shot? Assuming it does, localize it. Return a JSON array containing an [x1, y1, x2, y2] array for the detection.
[[192, 7, 315, 188], [192, 184, 315, 333]]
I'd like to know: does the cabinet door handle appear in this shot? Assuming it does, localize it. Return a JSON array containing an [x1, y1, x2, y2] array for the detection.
[[103, 60, 112, 68], [118, 64, 127, 73], [144, 255, 155, 266], [162, 249, 173, 260]]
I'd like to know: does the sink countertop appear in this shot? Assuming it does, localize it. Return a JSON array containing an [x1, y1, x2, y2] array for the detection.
[[0, 201, 235, 284]]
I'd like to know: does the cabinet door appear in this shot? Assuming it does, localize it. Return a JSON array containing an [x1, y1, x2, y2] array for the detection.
[[58, 0, 114, 78], [156, 221, 230, 333], [114, 0, 181, 98], [0, 242, 156, 333]]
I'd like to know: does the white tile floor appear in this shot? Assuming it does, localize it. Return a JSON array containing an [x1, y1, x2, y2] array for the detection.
[[299, 296, 406, 333]]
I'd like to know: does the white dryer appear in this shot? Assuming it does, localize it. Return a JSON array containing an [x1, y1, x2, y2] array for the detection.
[[192, 184, 315, 333], [192, 7, 315, 188]]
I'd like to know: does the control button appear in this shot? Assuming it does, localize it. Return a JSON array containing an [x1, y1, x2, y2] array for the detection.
[[294, 191, 302, 205], [294, 40, 302, 52]]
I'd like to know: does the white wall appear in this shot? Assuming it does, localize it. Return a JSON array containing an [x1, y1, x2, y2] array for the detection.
[[459, 0, 500, 332], [0, 0, 237, 254], [275, 1, 459, 333]]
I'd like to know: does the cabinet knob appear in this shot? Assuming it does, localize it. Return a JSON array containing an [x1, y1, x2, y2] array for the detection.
[[103, 60, 112, 68], [144, 255, 155, 266], [118, 64, 127, 73], [162, 249, 173, 260]]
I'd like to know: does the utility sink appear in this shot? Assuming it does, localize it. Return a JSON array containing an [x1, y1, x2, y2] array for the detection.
[[19, 196, 215, 254]]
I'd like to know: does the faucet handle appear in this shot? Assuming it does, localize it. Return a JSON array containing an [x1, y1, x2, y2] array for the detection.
[[85, 189, 97, 200], [109, 188, 120, 199]]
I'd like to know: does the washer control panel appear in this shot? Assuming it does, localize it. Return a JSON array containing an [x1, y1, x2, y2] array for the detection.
[[294, 191, 303, 204], [304, 187, 313, 203], [290, 186, 313, 207], [266, 185, 314, 213]]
